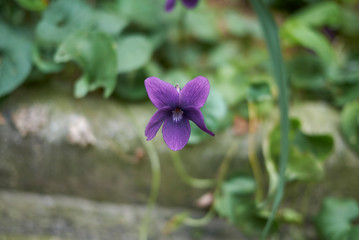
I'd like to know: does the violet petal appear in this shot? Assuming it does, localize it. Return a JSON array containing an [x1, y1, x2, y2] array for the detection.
[[185, 107, 214, 136], [162, 116, 191, 151], [165, 0, 176, 12], [145, 107, 172, 141], [145, 77, 179, 109], [181, 0, 199, 8], [179, 76, 210, 108]]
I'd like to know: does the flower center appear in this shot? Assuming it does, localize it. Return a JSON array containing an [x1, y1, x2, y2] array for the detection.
[[172, 108, 183, 122]]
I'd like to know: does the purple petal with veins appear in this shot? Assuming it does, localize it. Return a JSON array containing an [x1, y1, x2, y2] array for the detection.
[[180, 76, 210, 108], [184, 107, 214, 136], [145, 77, 179, 109], [145, 107, 172, 141], [162, 116, 191, 151], [144, 76, 214, 151]]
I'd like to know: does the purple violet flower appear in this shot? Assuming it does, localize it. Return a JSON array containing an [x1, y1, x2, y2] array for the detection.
[[144, 76, 215, 151], [165, 0, 199, 12]]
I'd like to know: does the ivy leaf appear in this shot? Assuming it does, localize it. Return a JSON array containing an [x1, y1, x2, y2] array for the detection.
[[116, 35, 153, 74], [315, 197, 359, 240], [340, 101, 359, 153], [54, 31, 117, 98], [0, 21, 32, 97]]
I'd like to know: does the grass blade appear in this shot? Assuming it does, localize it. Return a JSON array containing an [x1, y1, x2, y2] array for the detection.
[[248, 0, 289, 238]]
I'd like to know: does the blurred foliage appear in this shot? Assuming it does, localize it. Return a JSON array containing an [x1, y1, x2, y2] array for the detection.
[[215, 176, 269, 236], [269, 118, 333, 182], [0, 21, 32, 98], [54, 31, 118, 98], [315, 197, 359, 240]]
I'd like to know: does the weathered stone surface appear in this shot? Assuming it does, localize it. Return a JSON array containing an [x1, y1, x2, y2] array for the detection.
[[0, 80, 251, 207], [0, 190, 248, 240], [1, 79, 358, 218]]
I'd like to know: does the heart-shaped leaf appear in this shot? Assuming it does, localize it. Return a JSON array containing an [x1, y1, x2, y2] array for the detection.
[[54, 31, 117, 98], [215, 176, 270, 236], [116, 35, 153, 74], [269, 118, 334, 181], [0, 21, 32, 97], [315, 197, 359, 240]]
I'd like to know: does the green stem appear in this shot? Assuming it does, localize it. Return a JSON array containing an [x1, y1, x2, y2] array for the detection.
[[249, 0, 289, 239], [181, 140, 238, 227], [248, 101, 264, 203], [170, 151, 215, 189], [126, 106, 161, 240]]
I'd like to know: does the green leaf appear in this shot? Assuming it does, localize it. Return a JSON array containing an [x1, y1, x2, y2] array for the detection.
[[290, 2, 341, 28], [116, 35, 153, 74], [32, 46, 63, 73], [340, 101, 359, 153], [249, 0, 289, 238], [54, 31, 118, 98], [0, 21, 32, 97], [281, 2, 342, 69], [94, 11, 129, 36], [188, 89, 229, 144], [36, 0, 94, 47], [215, 176, 270, 236], [315, 197, 359, 240], [282, 21, 334, 67], [15, 0, 48, 11], [269, 118, 333, 181], [215, 64, 249, 106], [222, 177, 256, 195]]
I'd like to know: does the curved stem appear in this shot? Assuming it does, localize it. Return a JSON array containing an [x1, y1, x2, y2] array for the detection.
[[170, 151, 215, 189], [248, 101, 265, 202], [126, 106, 161, 240], [181, 140, 238, 227], [139, 140, 161, 240]]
